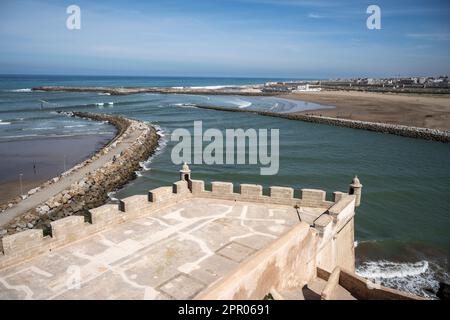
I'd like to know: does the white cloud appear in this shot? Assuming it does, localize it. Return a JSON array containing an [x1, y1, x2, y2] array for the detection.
[[406, 33, 450, 41], [308, 13, 324, 19]]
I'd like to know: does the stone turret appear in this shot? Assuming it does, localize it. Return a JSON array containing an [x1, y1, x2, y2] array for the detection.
[[179, 162, 191, 181], [349, 176, 362, 207]]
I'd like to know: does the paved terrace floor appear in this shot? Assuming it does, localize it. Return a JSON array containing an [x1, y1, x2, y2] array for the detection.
[[0, 198, 326, 300]]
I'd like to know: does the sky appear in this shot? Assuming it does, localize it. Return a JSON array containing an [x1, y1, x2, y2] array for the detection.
[[0, 0, 449, 78]]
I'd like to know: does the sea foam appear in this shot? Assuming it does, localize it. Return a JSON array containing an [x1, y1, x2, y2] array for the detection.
[[356, 260, 448, 299], [8, 88, 32, 92]]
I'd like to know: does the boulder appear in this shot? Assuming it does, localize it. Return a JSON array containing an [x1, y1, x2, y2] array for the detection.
[[437, 282, 450, 300], [37, 205, 50, 215]]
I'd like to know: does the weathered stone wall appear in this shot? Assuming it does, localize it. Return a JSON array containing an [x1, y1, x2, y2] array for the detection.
[[195, 105, 450, 143], [0, 112, 159, 238], [195, 223, 317, 300], [195, 192, 357, 300]]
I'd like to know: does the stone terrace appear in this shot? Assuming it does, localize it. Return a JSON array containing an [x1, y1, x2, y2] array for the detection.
[[0, 198, 323, 299], [0, 164, 361, 300]]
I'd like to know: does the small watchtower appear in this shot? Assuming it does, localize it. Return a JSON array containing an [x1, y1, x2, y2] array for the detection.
[[349, 176, 363, 207], [179, 162, 191, 182]]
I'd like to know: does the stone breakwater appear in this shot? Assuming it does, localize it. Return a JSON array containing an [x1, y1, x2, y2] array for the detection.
[[0, 112, 159, 238], [32, 86, 270, 96], [195, 105, 450, 143]]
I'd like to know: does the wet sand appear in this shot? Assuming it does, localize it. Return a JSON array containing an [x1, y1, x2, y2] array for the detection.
[[282, 91, 450, 131], [0, 133, 115, 204]]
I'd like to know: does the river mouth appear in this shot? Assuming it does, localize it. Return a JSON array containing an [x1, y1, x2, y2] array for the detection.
[[1, 77, 449, 299]]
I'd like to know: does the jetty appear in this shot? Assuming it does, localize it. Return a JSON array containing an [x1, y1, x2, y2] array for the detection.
[[0, 113, 159, 234]]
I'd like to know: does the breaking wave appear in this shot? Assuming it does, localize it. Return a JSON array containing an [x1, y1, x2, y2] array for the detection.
[[356, 260, 448, 299], [228, 98, 252, 109], [171, 103, 198, 109], [7, 88, 32, 92], [138, 124, 167, 172], [107, 191, 118, 202], [135, 171, 143, 177]]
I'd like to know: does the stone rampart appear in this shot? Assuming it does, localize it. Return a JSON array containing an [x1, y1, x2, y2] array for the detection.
[[0, 176, 354, 270]]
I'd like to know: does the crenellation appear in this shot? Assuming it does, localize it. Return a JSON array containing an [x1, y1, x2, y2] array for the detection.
[[328, 195, 355, 221], [148, 186, 173, 203], [0, 229, 44, 256], [333, 191, 347, 202], [211, 181, 233, 194], [190, 180, 205, 194], [89, 204, 121, 225], [240, 184, 263, 197], [120, 195, 150, 213], [173, 180, 190, 194], [300, 188, 327, 207], [269, 186, 294, 199], [50, 215, 86, 242]]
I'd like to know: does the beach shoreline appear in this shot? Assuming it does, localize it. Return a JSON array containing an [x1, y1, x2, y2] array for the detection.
[[0, 133, 115, 204], [282, 91, 450, 131]]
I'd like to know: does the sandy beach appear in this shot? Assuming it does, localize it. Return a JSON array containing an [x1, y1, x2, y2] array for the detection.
[[0, 133, 115, 204], [282, 91, 450, 131]]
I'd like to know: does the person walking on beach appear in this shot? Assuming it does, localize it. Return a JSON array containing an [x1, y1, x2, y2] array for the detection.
[[33, 162, 36, 175]]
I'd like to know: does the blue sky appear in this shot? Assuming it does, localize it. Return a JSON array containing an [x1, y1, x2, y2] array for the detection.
[[0, 0, 449, 77]]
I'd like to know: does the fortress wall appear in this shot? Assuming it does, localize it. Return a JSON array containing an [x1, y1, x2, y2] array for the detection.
[[315, 195, 356, 272], [0, 177, 354, 274], [196, 222, 317, 300], [0, 182, 192, 269], [196, 192, 358, 299], [191, 180, 334, 208]]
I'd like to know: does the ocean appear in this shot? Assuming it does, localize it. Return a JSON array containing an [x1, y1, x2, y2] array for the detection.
[[0, 75, 449, 298]]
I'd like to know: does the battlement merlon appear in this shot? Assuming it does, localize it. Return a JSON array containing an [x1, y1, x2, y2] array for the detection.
[[0, 164, 362, 270]]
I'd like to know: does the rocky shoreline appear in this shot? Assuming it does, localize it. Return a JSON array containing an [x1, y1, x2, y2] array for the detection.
[[195, 105, 450, 143], [0, 112, 159, 238]]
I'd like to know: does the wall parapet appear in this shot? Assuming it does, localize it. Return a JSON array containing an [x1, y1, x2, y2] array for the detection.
[[0, 164, 361, 275], [192, 180, 334, 208]]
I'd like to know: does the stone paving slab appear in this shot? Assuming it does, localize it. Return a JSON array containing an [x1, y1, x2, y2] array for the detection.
[[0, 198, 326, 299]]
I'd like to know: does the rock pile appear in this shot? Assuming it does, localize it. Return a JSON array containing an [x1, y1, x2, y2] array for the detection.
[[195, 105, 450, 143]]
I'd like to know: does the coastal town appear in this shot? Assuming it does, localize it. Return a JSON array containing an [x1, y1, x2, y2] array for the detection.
[[262, 76, 450, 94], [33, 76, 450, 96]]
